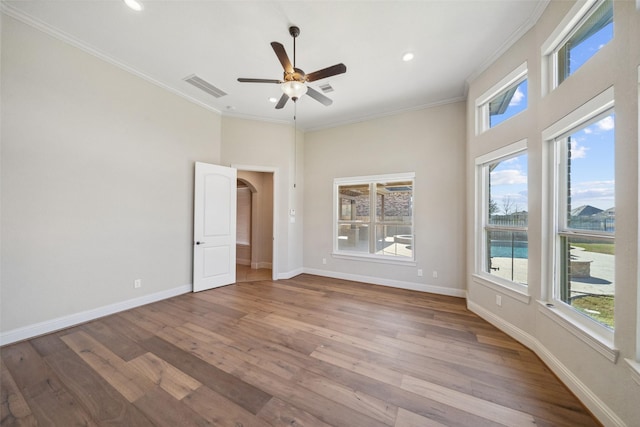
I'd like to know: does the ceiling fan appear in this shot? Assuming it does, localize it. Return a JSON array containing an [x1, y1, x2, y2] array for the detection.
[[237, 26, 347, 109]]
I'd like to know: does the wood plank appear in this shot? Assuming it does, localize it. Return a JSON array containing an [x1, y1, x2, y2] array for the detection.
[[0, 363, 36, 426], [140, 336, 272, 415], [257, 397, 333, 427], [400, 374, 537, 426], [83, 319, 147, 361], [128, 352, 202, 400], [295, 370, 398, 426], [394, 408, 449, 427], [133, 387, 212, 427], [182, 386, 272, 427], [1, 342, 97, 426], [44, 348, 153, 425], [61, 330, 155, 402]]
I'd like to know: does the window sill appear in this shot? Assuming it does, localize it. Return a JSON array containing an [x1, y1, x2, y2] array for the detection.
[[625, 359, 640, 386], [332, 252, 416, 267], [537, 300, 619, 363], [472, 273, 530, 304]]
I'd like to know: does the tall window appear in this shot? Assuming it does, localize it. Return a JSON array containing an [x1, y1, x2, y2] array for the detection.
[[544, 0, 613, 90], [335, 173, 414, 261], [556, 112, 615, 329], [476, 63, 528, 134], [476, 141, 528, 289], [545, 89, 616, 334]]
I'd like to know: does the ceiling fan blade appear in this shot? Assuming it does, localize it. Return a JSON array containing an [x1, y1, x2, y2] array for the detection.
[[306, 87, 333, 106], [306, 63, 347, 82], [271, 42, 294, 74], [237, 78, 282, 84], [275, 93, 289, 109]]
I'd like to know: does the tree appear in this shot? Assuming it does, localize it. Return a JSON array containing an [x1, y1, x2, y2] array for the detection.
[[502, 196, 515, 216], [489, 198, 499, 215]]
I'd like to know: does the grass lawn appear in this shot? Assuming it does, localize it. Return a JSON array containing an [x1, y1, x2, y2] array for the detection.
[[572, 243, 615, 255], [572, 295, 614, 328]]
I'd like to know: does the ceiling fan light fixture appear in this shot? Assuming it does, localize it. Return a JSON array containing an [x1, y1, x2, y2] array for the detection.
[[282, 80, 307, 101]]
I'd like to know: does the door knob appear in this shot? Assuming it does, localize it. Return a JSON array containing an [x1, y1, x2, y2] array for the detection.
[[195, 241, 205, 245]]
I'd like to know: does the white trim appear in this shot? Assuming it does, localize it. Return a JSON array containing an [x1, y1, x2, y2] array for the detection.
[[475, 139, 528, 166], [540, 0, 603, 94], [475, 62, 528, 135], [472, 274, 531, 304], [304, 268, 466, 298], [468, 300, 626, 427], [625, 359, 640, 386], [332, 252, 417, 267], [537, 301, 618, 363], [232, 164, 279, 281], [0, 284, 192, 346], [333, 172, 416, 263], [541, 87, 615, 141], [278, 268, 304, 280]]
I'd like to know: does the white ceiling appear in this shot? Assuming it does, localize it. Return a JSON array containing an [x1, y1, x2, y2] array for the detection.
[[2, 0, 548, 131]]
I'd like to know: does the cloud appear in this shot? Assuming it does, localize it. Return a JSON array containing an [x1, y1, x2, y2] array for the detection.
[[490, 169, 527, 185], [509, 87, 525, 106], [570, 140, 588, 159], [570, 180, 615, 208], [597, 116, 615, 131]]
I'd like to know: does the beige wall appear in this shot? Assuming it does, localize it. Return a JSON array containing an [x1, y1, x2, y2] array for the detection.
[[221, 116, 303, 277], [303, 102, 467, 294], [237, 170, 274, 268], [466, 1, 640, 425], [1, 16, 221, 333]]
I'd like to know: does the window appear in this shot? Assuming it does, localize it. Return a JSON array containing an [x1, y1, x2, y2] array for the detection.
[[543, 0, 613, 90], [334, 173, 414, 261], [544, 88, 615, 338], [476, 63, 528, 134], [476, 141, 528, 290]]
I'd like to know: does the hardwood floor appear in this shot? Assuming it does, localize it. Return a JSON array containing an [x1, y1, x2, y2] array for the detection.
[[1, 275, 600, 426], [236, 264, 272, 283]]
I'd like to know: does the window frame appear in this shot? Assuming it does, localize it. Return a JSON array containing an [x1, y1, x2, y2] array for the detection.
[[475, 62, 528, 135], [474, 140, 529, 296], [541, 0, 613, 94], [333, 172, 416, 265], [542, 87, 617, 356]]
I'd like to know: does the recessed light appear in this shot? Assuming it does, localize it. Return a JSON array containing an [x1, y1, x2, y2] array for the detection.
[[124, 0, 143, 11], [402, 52, 415, 62], [268, 97, 278, 103], [226, 106, 236, 111]]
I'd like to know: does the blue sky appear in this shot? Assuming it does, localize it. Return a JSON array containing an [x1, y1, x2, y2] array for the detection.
[[488, 20, 615, 214], [568, 114, 615, 210]]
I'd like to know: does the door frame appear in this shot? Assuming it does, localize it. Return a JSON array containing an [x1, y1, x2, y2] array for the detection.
[[232, 164, 278, 281]]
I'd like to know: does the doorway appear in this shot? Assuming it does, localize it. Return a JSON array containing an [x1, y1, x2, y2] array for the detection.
[[235, 169, 275, 282]]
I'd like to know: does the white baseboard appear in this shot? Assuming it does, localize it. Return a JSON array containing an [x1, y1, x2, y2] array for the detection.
[[302, 268, 466, 298], [467, 301, 625, 427], [0, 284, 192, 346], [278, 267, 304, 280]]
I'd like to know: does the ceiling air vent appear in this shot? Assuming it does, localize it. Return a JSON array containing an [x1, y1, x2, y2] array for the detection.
[[183, 74, 227, 98], [319, 83, 334, 93]]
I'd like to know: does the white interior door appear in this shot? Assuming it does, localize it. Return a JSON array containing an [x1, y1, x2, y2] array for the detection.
[[193, 162, 236, 292]]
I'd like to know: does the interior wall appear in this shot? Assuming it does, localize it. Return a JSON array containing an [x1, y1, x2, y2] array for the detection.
[[0, 15, 222, 335], [221, 116, 303, 278], [465, 1, 639, 425], [303, 102, 466, 295], [237, 171, 274, 268]]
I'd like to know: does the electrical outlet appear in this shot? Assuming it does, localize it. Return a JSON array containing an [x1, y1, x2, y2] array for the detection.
[[322, 258, 327, 265], [496, 295, 502, 306], [432, 271, 438, 279], [417, 269, 423, 277], [134, 279, 142, 289]]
